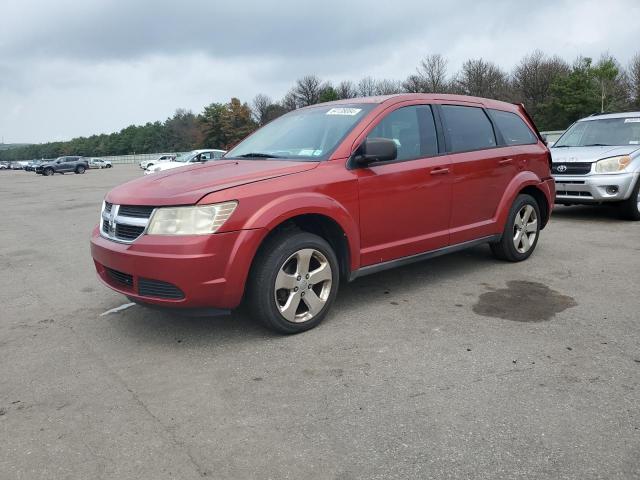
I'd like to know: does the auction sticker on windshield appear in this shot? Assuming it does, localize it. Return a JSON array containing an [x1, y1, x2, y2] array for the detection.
[[326, 108, 362, 116], [624, 118, 640, 123]]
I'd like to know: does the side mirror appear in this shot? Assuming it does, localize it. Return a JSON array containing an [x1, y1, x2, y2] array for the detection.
[[354, 137, 397, 166]]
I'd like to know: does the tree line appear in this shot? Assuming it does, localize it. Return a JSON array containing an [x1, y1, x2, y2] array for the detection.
[[3, 50, 640, 162]]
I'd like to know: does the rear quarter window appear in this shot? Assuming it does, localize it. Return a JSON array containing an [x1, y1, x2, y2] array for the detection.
[[490, 109, 536, 145], [441, 105, 497, 153]]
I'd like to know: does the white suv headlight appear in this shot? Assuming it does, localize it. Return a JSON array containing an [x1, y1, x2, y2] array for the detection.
[[147, 202, 238, 235], [594, 155, 632, 173]]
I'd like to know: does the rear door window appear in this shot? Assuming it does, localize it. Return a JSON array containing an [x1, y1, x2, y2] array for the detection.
[[490, 109, 536, 145], [441, 105, 497, 153]]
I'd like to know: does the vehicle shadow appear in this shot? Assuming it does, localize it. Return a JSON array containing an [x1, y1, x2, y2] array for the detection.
[[551, 204, 625, 223], [107, 244, 499, 345]]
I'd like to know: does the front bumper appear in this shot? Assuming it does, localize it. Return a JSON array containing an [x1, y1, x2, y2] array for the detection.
[[90, 226, 266, 309], [553, 172, 638, 203]]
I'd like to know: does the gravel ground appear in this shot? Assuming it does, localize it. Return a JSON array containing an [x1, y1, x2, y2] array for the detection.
[[1, 165, 639, 479]]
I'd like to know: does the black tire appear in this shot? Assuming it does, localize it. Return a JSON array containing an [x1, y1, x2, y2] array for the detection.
[[618, 179, 640, 221], [75, 165, 86, 174], [44, 168, 54, 176], [490, 194, 541, 262], [247, 230, 340, 334], [106, 164, 112, 168]]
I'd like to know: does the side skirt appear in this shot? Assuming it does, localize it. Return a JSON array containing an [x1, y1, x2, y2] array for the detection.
[[348, 234, 501, 281]]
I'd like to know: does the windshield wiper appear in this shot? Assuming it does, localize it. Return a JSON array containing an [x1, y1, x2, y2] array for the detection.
[[583, 143, 612, 147], [236, 153, 282, 159]]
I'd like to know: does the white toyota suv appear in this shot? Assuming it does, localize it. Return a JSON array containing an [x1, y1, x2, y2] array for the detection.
[[550, 112, 640, 220]]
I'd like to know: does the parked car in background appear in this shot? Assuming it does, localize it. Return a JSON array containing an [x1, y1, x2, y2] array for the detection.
[[0, 163, 8, 170], [540, 130, 564, 147], [144, 149, 226, 175], [10, 162, 25, 170], [88, 158, 113, 169], [550, 111, 640, 219], [139, 154, 175, 170], [36, 156, 89, 176], [25, 160, 45, 171], [92, 94, 554, 334]]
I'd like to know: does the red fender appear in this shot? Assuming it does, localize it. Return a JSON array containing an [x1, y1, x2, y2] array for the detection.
[[243, 192, 361, 271]]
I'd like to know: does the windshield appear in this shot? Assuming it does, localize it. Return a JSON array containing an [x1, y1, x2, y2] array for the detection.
[[225, 104, 375, 161], [554, 117, 640, 147]]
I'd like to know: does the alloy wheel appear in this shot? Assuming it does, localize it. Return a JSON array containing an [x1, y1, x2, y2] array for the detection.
[[274, 248, 333, 323], [513, 204, 538, 254]]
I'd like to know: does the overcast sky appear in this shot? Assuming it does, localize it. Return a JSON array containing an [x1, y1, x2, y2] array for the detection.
[[1, 0, 639, 144]]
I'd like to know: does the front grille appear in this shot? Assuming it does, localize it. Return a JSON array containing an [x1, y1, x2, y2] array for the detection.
[[138, 278, 184, 299], [552, 162, 592, 175], [100, 203, 155, 243], [115, 224, 145, 241], [106, 268, 133, 287], [119, 205, 154, 218]]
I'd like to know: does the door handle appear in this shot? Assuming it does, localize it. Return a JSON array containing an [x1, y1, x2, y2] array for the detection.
[[430, 167, 450, 175], [498, 158, 513, 165]]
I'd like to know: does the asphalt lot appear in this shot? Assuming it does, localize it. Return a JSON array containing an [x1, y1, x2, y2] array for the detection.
[[1, 165, 639, 479]]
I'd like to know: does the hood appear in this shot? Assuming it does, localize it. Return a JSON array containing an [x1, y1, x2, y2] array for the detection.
[[551, 145, 640, 163], [106, 159, 319, 205]]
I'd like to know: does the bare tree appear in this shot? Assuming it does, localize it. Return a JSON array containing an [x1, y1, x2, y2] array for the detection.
[[630, 53, 640, 109], [512, 51, 570, 117], [293, 75, 323, 107], [281, 89, 298, 111], [335, 80, 358, 99], [251, 94, 272, 125], [402, 74, 424, 93], [357, 76, 378, 97], [455, 58, 509, 100], [416, 54, 449, 93], [375, 79, 404, 95]]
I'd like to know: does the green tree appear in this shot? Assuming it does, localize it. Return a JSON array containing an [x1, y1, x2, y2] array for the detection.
[[318, 85, 339, 103], [538, 57, 600, 129]]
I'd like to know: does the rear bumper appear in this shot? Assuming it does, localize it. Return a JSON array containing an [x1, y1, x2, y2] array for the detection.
[[90, 226, 266, 309], [554, 172, 638, 203]]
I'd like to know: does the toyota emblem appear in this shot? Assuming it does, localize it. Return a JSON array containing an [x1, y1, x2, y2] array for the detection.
[[556, 165, 567, 173]]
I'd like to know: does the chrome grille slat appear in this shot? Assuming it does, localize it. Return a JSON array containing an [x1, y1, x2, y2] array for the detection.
[[100, 203, 155, 243]]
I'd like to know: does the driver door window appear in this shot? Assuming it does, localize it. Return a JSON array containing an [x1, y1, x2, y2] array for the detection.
[[367, 105, 438, 161]]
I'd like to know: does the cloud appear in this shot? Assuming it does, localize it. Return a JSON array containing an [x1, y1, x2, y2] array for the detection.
[[1, 0, 639, 143]]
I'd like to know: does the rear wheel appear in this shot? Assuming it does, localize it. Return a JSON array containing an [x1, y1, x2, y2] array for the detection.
[[247, 230, 339, 334], [619, 179, 640, 221], [75, 165, 86, 174], [490, 194, 541, 262]]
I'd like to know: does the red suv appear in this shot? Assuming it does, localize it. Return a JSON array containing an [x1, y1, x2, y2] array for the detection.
[[91, 94, 554, 333]]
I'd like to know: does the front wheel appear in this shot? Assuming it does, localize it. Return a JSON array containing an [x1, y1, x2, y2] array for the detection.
[[44, 168, 54, 176], [247, 230, 339, 334], [490, 194, 541, 262], [619, 179, 640, 220]]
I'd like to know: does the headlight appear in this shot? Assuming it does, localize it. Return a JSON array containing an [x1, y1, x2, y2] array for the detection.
[[594, 155, 632, 173], [147, 202, 237, 235]]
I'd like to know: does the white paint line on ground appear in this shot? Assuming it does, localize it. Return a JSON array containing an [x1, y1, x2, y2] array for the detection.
[[100, 302, 136, 316]]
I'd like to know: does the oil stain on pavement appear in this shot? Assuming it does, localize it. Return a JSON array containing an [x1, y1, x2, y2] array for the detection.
[[473, 280, 577, 322]]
